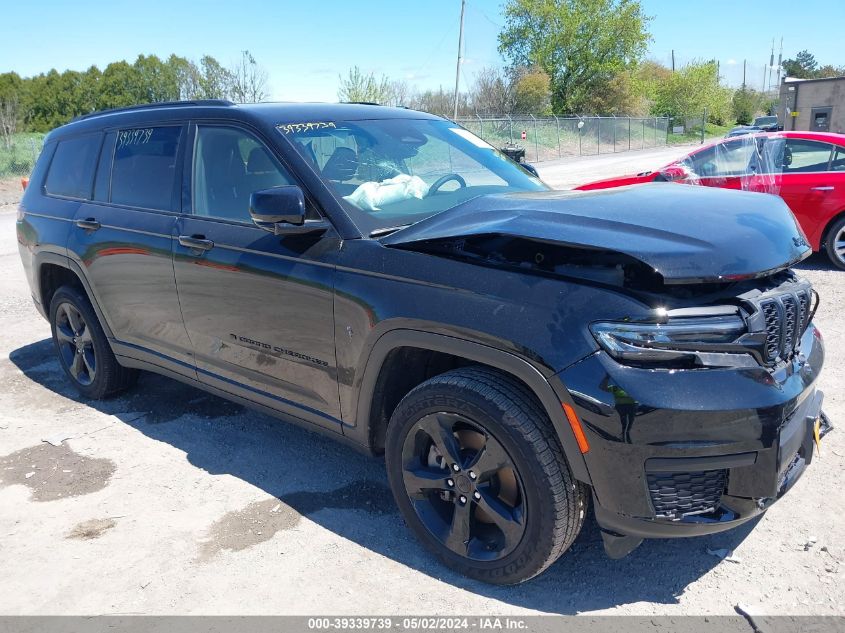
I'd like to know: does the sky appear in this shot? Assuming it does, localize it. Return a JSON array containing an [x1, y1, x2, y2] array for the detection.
[[1, 0, 843, 101]]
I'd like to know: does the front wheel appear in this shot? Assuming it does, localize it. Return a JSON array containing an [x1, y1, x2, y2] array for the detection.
[[49, 285, 138, 399], [385, 367, 587, 584], [823, 216, 845, 271]]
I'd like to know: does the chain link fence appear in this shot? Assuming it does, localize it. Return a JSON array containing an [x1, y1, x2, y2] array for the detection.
[[0, 117, 677, 183], [1, 134, 45, 181], [455, 116, 671, 163]]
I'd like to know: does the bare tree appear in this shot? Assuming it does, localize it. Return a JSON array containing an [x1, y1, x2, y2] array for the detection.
[[469, 67, 515, 116], [0, 95, 18, 149], [231, 50, 269, 103], [387, 80, 413, 107]]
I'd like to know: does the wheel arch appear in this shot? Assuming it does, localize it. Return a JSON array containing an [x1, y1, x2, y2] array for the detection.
[[819, 208, 845, 253], [351, 329, 591, 483], [36, 253, 114, 339]]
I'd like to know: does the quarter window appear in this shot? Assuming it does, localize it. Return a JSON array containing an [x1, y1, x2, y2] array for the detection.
[[110, 126, 182, 210], [44, 134, 102, 199], [832, 147, 845, 172], [193, 126, 294, 222], [782, 139, 833, 173]]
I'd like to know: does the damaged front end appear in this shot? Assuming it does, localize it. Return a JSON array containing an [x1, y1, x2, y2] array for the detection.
[[383, 183, 829, 558], [381, 183, 811, 290]]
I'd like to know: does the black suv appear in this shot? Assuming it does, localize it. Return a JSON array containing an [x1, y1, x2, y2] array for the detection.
[[17, 101, 828, 584]]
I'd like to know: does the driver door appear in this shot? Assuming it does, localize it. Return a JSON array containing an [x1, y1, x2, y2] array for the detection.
[[683, 139, 755, 190], [172, 122, 343, 430]]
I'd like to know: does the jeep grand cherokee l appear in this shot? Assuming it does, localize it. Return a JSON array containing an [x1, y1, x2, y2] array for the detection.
[[16, 100, 829, 584]]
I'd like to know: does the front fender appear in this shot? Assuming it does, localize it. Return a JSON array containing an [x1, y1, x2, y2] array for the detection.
[[346, 328, 591, 484]]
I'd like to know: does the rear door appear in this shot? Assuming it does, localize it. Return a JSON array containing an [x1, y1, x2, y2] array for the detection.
[[757, 137, 845, 248], [680, 138, 754, 190], [172, 122, 342, 430], [66, 123, 195, 370]]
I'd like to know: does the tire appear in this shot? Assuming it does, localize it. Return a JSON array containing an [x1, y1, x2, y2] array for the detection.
[[49, 285, 138, 399], [385, 366, 588, 584], [823, 216, 845, 271]]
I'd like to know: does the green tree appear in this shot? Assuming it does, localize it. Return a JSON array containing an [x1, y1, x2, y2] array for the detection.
[[581, 69, 648, 116], [198, 55, 235, 100], [815, 64, 845, 79], [513, 67, 552, 114], [732, 87, 764, 125], [132, 54, 181, 102], [652, 60, 732, 125], [337, 66, 394, 104], [782, 50, 818, 79], [498, 0, 651, 114]]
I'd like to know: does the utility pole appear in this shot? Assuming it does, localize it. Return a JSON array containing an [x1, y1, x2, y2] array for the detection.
[[671, 50, 675, 72], [453, 0, 466, 120], [767, 38, 774, 93], [742, 59, 747, 89], [776, 37, 783, 87]]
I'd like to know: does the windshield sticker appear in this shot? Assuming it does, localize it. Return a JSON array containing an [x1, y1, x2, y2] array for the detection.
[[278, 121, 337, 134], [117, 128, 153, 149], [449, 127, 494, 149]]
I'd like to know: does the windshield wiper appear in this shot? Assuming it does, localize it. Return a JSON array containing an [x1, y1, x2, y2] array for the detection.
[[369, 224, 412, 238]]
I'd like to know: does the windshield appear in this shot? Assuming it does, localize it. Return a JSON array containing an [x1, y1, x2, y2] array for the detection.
[[277, 117, 547, 234], [754, 116, 777, 126]]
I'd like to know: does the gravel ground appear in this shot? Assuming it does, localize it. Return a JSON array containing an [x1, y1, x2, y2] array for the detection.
[[1, 147, 843, 616]]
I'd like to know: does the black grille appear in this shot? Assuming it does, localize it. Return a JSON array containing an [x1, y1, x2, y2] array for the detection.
[[647, 469, 727, 519], [761, 300, 781, 362], [797, 291, 810, 332], [782, 295, 797, 352], [757, 290, 812, 364]]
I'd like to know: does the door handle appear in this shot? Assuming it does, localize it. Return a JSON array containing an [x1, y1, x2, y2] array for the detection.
[[75, 218, 101, 231], [811, 186, 834, 192], [178, 235, 214, 251]]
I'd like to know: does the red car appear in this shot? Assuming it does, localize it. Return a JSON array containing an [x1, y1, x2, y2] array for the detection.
[[576, 131, 845, 269]]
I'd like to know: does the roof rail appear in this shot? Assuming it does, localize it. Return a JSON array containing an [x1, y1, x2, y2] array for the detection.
[[72, 99, 235, 122]]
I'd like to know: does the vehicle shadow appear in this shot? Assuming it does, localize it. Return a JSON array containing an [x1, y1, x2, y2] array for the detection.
[[9, 338, 759, 614], [794, 251, 842, 272]]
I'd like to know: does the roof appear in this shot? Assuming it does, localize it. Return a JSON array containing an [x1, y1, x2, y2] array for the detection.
[[783, 75, 845, 84], [49, 101, 443, 140]]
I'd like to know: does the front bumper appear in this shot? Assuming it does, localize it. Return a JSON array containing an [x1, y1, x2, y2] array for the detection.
[[556, 323, 827, 556]]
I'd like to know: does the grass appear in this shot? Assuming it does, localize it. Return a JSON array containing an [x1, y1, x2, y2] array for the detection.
[[0, 132, 46, 178]]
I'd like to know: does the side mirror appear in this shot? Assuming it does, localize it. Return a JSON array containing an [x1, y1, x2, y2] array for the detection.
[[521, 163, 540, 178], [249, 186, 329, 236], [658, 164, 691, 182]]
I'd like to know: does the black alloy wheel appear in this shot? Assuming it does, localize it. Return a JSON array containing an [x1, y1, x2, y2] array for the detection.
[[400, 412, 526, 561], [54, 302, 96, 386], [386, 366, 587, 584], [49, 285, 138, 399]]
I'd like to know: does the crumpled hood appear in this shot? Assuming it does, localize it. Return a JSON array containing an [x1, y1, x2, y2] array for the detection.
[[382, 184, 811, 284]]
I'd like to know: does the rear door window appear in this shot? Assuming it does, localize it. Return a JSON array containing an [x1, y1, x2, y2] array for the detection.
[[44, 134, 102, 199], [110, 126, 182, 210], [782, 139, 833, 173]]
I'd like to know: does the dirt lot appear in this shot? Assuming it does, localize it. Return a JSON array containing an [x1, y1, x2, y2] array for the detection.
[[1, 148, 844, 616]]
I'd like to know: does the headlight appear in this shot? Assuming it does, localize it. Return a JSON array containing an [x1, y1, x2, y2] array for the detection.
[[590, 315, 757, 368]]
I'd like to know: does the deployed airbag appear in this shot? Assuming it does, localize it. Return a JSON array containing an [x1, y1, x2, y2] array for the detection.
[[344, 174, 429, 211]]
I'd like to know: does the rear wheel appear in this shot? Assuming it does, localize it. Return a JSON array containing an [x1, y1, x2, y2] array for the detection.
[[49, 285, 138, 399], [385, 366, 587, 584], [823, 216, 845, 271]]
